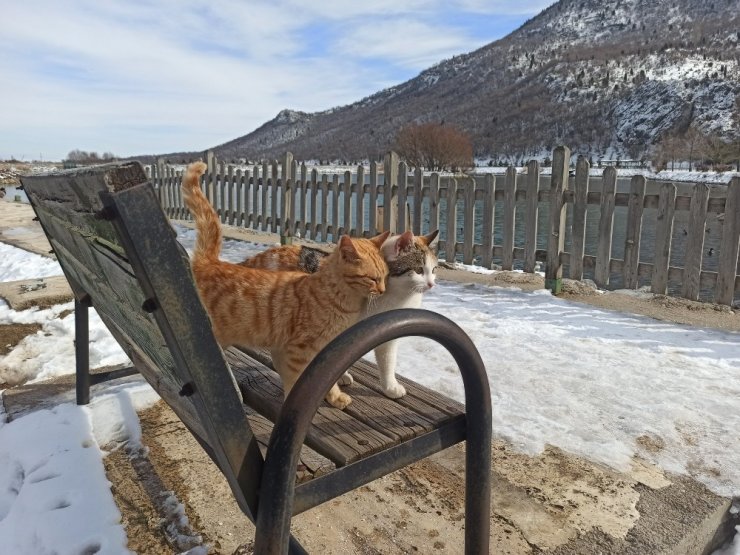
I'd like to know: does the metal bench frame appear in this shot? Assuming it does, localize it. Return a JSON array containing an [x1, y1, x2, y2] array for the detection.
[[21, 162, 491, 554]]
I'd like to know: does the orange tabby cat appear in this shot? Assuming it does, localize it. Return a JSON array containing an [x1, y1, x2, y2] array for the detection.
[[181, 162, 389, 409]]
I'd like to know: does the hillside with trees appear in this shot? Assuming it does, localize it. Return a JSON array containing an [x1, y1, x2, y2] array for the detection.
[[140, 0, 740, 167]]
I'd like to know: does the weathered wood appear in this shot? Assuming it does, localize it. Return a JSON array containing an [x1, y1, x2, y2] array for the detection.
[[716, 177, 740, 305], [681, 183, 709, 300], [309, 169, 319, 239], [502, 167, 517, 270], [623, 175, 646, 289], [570, 156, 589, 280], [651, 183, 677, 295], [481, 174, 495, 269], [546, 146, 570, 293], [523, 161, 540, 273], [413, 168, 423, 235], [463, 179, 476, 265], [429, 173, 441, 237], [445, 178, 458, 263], [369, 162, 379, 235], [594, 167, 617, 287], [235, 169, 245, 227], [299, 163, 308, 237], [252, 165, 260, 230], [217, 162, 226, 223], [383, 151, 399, 234], [261, 161, 269, 232], [271, 161, 279, 233], [341, 170, 351, 236], [356, 165, 365, 237], [397, 162, 408, 233], [280, 179, 293, 239], [319, 173, 329, 240], [331, 174, 340, 240]]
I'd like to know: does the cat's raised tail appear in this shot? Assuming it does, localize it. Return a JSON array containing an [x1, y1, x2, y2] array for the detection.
[[182, 162, 222, 262]]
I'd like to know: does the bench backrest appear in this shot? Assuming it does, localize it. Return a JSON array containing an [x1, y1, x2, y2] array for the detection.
[[21, 162, 263, 518]]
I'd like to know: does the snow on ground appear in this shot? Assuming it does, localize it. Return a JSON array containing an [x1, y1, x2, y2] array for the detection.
[[1, 230, 739, 553]]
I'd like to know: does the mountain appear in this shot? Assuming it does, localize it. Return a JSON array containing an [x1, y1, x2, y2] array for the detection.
[[164, 0, 740, 164]]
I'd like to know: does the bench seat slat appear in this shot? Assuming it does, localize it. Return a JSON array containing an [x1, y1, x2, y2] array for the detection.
[[226, 347, 465, 467]]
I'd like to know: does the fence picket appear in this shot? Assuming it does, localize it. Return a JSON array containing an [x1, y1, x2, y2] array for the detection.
[[570, 156, 589, 280], [343, 170, 352, 236], [319, 174, 329, 240], [445, 178, 458, 263], [594, 167, 617, 286], [356, 165, 365, 237], [397, 162, 408, 233], [413, 168, 423, 235], [623, 175, 646, 289], [546, 146, 569, 293], [481, 174, 495, 269], [681, 183, 709, 300], [271, 161, 279, 233], [523, 162, 539, 273], [502, 167, 517, 270], [651, 183, 677, 294], [463, 179, 476, 265], [369, 162, 379, 234], [715, 177, 740, 305], [429, 173, 440, 237]]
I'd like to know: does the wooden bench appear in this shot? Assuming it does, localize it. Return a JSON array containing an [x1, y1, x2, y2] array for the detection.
[[21, 162, 492, 554]]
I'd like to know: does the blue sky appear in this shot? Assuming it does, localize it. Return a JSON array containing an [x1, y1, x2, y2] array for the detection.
[[0, 0, 553, 161]]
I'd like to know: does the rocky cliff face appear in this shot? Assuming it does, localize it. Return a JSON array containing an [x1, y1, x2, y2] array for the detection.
[[170, 0, 740, 163]]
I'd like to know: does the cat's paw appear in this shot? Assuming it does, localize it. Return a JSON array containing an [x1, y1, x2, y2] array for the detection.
[[326, 390, 352, 410], [382, 381, 407, 399], [338, 371, 354, 386]]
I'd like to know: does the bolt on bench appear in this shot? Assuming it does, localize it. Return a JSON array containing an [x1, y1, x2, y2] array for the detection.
[[21, 162, 492, 554]]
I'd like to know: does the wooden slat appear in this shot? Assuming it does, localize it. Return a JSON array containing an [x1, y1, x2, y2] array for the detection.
[[397, 162, 408, 233], [226, 165, 235, 225], [230, 347, 464, 441], [252, 165, 260, 230], [681, 183, 709, 300], [651, 183, 677, 294], [623, 175, 646, 289], [594, 167, 617, 287], [369, 162, 379, 235], [502, 167, 516, 270], [481, 174, 495, 269], [331, 174, 340, 240], [319, 174, 329, 240], [413, 168, 423, 235], [343, 170, 352, 236], [546, 146, 569, 293], [463, 178, 476, 264], [299, 164, 308, 237], [523, 161, 539, 273], [271, 161, 279, 233], [356, 165, 365, 237], [445, 178, 458, 263], [309, 169, 319, 239], [261, 162, 269, 231], [218, 162, 227, 223], [429, 173, 440, 237], [570, 156, 589, 280], [716, 177, 740, 305]]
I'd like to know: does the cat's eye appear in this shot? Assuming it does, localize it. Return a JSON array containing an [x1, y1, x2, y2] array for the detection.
[[415, 268, 423, 275], [432, 267, 437, 273]]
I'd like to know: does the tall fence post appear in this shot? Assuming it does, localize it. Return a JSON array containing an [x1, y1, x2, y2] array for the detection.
[[715, 177, 740, 305], [546, 146, 570, 294], [383, 151, 399, 234], [280, 153, 294, 244]]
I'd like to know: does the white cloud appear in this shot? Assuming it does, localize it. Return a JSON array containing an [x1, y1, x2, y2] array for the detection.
[[0, 0, 551, 160]]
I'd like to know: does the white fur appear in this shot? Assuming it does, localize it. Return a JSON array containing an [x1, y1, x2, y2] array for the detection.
[[341, 233, 437, 398]]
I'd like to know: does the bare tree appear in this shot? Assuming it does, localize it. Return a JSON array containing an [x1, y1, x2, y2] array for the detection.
[[395, 123, 473, 172]]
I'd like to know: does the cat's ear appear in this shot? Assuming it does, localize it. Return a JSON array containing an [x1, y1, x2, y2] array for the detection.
[[338, 235, 360, 262], [369, 230, 391, 248], [396, 230, 414, 254], [420, 229, 439, 246]]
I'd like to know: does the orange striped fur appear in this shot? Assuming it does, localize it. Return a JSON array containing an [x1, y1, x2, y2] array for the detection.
[[181, 162, 389, 409]]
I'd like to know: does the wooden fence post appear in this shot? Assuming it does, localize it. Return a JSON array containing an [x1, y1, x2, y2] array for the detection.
[[523, 161, 540, 273], [383, 151, 399, 233], [481, 174, 495, 270], [651, 182, 676, 294], [502, 167, 516, 270], [715, 177, 740, 305], [594, 166, 617, 287], [623, 175, 646, 289], [429, 173, 440, 237], [463, 178, 476, 265], [445, 178, 458, 263], [546, 146, 570, 294], [397, 162, 408, 233], [280, 178, 293, 245], [369, 162, 379, 234], [356, 165, 365, 237], [413, 168, 423, 235], [570, 156, 590, 280], [681, 183, 709, 300]]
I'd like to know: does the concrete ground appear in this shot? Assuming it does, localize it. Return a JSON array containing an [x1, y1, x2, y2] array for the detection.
[[1, 199, 738, 554]]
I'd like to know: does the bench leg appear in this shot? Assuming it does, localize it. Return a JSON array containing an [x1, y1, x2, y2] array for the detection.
[[74, 297, 91, 405]]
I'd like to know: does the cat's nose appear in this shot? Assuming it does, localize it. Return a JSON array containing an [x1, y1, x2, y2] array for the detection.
[[426, 281, 434, 289]]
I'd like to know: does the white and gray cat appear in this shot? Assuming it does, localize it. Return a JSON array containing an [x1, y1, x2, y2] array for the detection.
[[240, 229, 439, 398]]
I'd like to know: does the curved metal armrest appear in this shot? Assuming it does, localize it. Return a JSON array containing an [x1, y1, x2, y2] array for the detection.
[[254, 308, 492, 554]]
